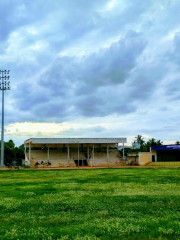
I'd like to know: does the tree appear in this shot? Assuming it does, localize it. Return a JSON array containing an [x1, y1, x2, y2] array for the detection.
[[133, 136, 163, 152], [0, 140, 24, 159], [134, 135, 145, 145], [14, 144, 24, 158], [146, 138, 163, 151], [4, 139, 15, 158], [175, 141, 180, 145]]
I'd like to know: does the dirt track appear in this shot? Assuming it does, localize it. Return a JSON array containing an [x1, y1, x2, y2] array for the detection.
[[1, 165, 180, 170]]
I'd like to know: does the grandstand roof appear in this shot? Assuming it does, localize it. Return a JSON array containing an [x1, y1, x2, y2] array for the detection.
[[25, 138, 126, 145]]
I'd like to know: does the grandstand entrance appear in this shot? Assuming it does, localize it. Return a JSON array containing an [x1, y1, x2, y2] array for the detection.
[[157, 150, 180, 162], [74, 159, 88, 166]]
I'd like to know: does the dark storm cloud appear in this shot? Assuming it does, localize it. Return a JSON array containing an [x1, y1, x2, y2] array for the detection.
[[162, 32, 180, 100], [75, 85, 136, 117], [22, 31, 146, 119], [127, 63, 166, 101], [12, 81, 51, 114], [42, 31, 147, 91]]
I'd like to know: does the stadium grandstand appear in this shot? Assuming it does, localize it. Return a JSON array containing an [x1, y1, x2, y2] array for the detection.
[[24, 138, 126, 167]]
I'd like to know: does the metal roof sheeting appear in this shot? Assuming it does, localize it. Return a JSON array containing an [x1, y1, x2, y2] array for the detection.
[[151, 145, 180, 151], [25, 138, 127, 145]]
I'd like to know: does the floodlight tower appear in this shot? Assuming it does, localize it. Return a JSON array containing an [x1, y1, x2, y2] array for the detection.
[[0, 70, 10, 167]]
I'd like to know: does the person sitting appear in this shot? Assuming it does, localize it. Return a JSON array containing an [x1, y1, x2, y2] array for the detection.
[[35, 162, 39, 167], [41, 161, 44, 165], [47, 161, 51, 166]]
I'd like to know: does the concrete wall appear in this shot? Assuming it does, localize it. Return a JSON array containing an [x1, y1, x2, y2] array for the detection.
[[127, 152, 152, 165], [138, 152, 152, 166], [29, 150, 75, 167]]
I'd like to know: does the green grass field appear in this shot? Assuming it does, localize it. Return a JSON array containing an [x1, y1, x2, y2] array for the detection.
[[0, 168, 180, 240]]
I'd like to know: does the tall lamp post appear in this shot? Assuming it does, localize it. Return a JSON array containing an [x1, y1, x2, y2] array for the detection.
[[0, 70, 10, 167]]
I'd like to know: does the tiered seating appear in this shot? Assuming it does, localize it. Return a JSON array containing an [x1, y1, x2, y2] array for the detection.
[[26, 151, 48, 167], [29, 150, 69, 167], [92, 150, 108, 166], [27, 148, 125, 167], [90, 149, 125, 167], [108, 149, 125, 165], [49, 150, 68, 167], [31, 150, 48, 160], [70, 150, 85, 159]]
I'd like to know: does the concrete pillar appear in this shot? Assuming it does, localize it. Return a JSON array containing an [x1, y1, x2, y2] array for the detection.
[[155, 151, 157, 162], [92, 145, 94, 167], [67, 144, 70, 165], [123, 142, 124, 160], [24, 142, 26, 165], [47, 147, 49, 160], [87, 146, 89, 160], [107, 143, 109, 162], [29, 142, 31, 167], [78, 143, 79, 167]]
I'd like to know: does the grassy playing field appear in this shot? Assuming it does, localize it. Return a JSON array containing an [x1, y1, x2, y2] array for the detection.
[[0, 168, 180, 240]]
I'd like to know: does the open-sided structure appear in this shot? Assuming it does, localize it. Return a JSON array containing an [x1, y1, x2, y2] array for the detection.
[[24, 138, 127, 167], [151, 144, 180, 162]]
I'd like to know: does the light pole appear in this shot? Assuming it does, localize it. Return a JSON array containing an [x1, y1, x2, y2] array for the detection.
[[0, 70, 10, 167]]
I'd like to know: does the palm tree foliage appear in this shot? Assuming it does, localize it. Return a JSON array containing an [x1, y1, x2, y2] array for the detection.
[[134, 135, 163, 152]]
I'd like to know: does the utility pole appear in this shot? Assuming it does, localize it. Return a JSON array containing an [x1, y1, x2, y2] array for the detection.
[[0, 70, 10, 167]]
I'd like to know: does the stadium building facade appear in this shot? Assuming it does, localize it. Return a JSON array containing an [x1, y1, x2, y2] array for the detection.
[[151, 144, 180, 162]]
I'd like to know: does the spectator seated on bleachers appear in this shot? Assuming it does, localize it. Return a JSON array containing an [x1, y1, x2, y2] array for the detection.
[[47, 161, 51, 166], [35, 162, 39, 167]]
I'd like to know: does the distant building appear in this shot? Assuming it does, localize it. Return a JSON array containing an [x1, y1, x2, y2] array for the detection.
[[118, 146, 132, 151], [132, 142, 141, 149], [151, 144, 180, 162]]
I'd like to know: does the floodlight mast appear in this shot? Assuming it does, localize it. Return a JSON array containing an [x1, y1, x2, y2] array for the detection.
[[0, 70, 10, 167]]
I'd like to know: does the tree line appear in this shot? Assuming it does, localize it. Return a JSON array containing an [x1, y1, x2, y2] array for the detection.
[[134, 135, 163, 152], [119, 135, 163, 156], [0, 140, 24, 159]]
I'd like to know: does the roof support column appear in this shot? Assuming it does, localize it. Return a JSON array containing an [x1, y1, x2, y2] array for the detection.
[[155, 151, 157, 162], [87, 146, 89, 161], [24, 142, 27, 165], [67, 144, 70, 166], [47, 147, 49, 160], [107, 143, 109, 162], [29, 142, 31, 167], [123, 142, 125, 160], [92, 145, 94, 167], [78, 143, 79, 167]]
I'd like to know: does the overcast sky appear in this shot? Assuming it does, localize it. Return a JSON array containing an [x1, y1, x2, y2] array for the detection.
[[0, 0, 180, 146]]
